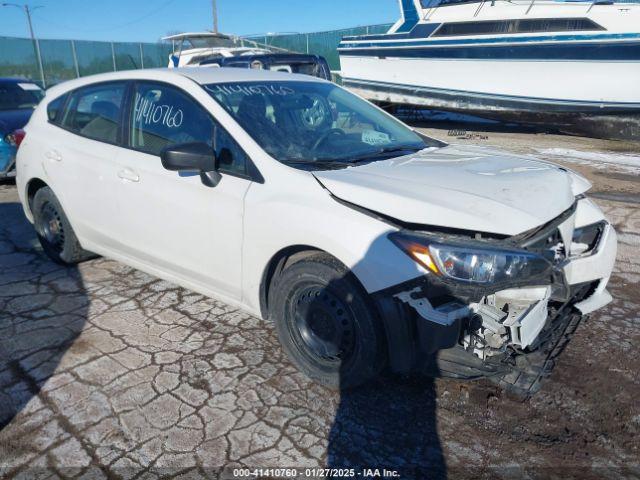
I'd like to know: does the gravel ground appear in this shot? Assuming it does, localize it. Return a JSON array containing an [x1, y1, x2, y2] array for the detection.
[[0, 128, 638, 479]]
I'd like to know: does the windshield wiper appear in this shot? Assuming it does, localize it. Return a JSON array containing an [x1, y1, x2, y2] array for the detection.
[[283, 145, 425, 170], [282, 159, 351, 170], [349, 145, 424, 163]]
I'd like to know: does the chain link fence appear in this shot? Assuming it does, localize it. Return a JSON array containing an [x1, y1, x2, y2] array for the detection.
[[0, 25, 390, 88], [0, 36, 172, 88]]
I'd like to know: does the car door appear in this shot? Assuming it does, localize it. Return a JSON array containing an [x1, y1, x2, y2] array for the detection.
[[44, 81, 126, 249], [113, 81, 253, 300]]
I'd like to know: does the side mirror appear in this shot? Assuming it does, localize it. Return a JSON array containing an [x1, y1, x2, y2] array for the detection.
[[161, 142, 222, 187]]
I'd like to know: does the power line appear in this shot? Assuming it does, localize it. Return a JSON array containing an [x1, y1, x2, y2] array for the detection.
[[31, 0, 179, 35]]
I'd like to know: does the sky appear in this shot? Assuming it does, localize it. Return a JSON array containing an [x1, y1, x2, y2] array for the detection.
[[0, 0, 400, 43]]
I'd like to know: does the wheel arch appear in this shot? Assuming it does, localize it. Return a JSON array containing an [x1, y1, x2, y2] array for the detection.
[[258, 245, 372, 321], [257, 241, 424, 376], [259, 245, 321, 320], [25, 177, 49, 220]]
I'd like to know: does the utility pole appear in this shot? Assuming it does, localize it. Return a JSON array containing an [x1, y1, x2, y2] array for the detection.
[[212, 0, 218, 33], [1, 3, 46, 87]]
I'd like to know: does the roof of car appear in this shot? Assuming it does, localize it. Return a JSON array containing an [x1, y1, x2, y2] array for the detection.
[[43, 67, 326, 93], [173, 67, 327, 84], [42, 67, 328, 100]]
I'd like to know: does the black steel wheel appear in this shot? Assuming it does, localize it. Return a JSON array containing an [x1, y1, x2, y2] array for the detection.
[[38, 201, 66, 255], [32, 187, 95, 265], [292, 284, 356, 363], [269, 252, 385, 389]]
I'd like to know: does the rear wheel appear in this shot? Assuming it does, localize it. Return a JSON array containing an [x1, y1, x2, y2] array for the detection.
[[32, 187, 95, 265], [269, 252, 385, 389]]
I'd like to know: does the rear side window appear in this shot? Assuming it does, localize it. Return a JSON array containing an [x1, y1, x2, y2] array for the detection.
[[47, 94, 67, 123], [129, 82, 248, 176], [62, 83, 126, 144]]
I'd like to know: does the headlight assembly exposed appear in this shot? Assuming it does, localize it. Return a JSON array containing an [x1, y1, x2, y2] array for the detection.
[[571, 221, 605, 256], [390, 232, 552, 285]]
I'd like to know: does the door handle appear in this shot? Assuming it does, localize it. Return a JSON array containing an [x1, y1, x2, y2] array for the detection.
[[117, 168, 140, 183], [45, 149, 62, 162]]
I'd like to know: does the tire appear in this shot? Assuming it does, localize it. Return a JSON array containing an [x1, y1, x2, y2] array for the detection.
[[32, 187, 95, 265], [269, 252, 385, 389]]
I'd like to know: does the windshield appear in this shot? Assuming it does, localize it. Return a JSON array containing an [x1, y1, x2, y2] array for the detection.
[[204, 81, 431, 166], [186, 36, 236, 50], [0, 82, 44, 111]]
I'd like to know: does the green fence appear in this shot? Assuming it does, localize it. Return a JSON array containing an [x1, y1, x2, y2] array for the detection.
[[250, 24, 394, 70], [0, 25, 391, 88], [0, 36, 172, 87]]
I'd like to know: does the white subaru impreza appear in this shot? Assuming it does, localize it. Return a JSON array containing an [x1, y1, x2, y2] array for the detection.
[[16, 68, 617, 395]]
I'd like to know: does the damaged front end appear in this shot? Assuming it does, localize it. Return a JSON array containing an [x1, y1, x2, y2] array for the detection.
[[374, 200, 617, 397]]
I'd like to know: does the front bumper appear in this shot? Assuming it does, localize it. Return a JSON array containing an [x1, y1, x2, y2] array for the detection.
[[564, 223, 617, 314], [374, 218, 617, 396], [434, 289, 591, 397]]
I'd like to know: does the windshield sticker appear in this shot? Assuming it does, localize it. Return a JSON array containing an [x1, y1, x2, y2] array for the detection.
[[18, 83, 42, 91], [362, 130, 391, 146], [134, 96, 184, 129], [206, 84, 295, 97]]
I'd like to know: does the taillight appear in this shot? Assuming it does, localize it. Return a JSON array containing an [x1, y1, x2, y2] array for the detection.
[[5, 129, 26, 148]]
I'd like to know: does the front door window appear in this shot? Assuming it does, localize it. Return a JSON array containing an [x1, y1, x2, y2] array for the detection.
[[129, 83, 248, 176]]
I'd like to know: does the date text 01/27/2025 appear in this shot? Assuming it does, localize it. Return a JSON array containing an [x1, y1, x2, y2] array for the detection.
[[232, 468, 401, 478]]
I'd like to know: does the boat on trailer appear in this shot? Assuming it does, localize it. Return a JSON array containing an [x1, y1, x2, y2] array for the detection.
[[163, 32, 331, 80], [338, 0, 640, 140], [163, 32, 272, 68]]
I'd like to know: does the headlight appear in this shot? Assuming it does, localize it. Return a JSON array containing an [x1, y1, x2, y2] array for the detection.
[[390, 232, 552, 285]]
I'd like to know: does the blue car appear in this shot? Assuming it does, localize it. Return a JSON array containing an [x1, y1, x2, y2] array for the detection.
[[0, 78, 44, 179]]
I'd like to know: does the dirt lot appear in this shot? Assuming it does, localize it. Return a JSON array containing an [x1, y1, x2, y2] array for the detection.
[[1, 127, 639, 479]]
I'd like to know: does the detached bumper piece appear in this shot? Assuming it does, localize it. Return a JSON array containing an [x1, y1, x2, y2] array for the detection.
[[378, 285, 592, 398], [376, 270, 602, 397], [439, 306, 584, 398]]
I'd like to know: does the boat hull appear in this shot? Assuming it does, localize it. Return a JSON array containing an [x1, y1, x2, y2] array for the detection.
[[338, 0, 640, 141], [341, 56, 640, 140]]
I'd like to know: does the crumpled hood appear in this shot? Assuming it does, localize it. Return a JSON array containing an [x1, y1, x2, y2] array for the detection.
[[313, 144, 580, 236]]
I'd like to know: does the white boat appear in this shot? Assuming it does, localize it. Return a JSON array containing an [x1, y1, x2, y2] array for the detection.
[[163, 32, 273, 68], [162, 32, 332, 80], [338, 0, 640, 139]]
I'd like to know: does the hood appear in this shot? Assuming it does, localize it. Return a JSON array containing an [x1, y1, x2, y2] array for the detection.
[[313, 144, 578, 236], [0, 109, 33, 135]]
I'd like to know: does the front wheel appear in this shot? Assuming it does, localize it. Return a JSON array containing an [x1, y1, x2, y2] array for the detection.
[[32, 187, 95, 265], [269, 252, 386, 389]]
